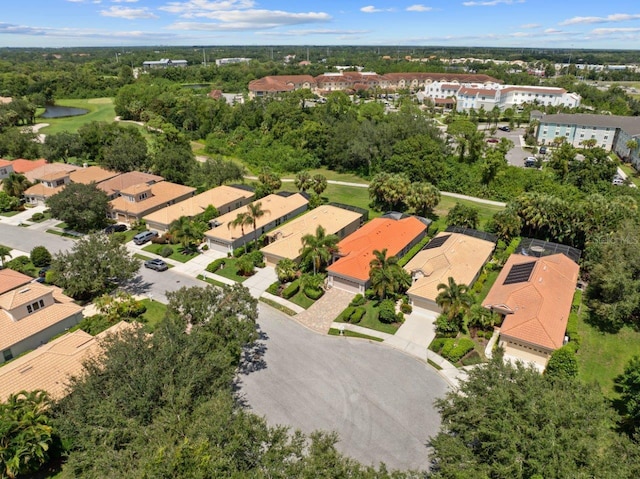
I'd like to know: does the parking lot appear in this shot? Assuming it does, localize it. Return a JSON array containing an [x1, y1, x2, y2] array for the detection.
[[490, 124, 532, 168]]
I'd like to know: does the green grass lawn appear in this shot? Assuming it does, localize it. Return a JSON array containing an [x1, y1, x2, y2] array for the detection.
[[328, 328, 384, 342], [289, 287, 316, 309], [334, 300, 401, 335], [55, 222, 69, 229], [212, 257, 249, 283], [434, 195, 504, 231], [476, 270, 500, 303], [259, 297, 297, 316], [139, 299, 167, 332], [141, 243, 199, 263], [38, 98, 116, 135], [197, 274, 228, 288], [0, 210, 21, 217], [617, 163, 640, 187], [133, 253, 154, 262]]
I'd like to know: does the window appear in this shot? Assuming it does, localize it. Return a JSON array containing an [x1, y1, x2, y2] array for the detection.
[[55, 179, 65, 187], [3, 349, 12, 362], [604, 135, 609, 140]]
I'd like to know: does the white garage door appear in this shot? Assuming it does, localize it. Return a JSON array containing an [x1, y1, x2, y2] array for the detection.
[[331, 275, 363, 294]]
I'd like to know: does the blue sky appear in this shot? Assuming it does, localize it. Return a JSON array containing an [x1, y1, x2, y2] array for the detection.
[[2, 1, 640, 48]]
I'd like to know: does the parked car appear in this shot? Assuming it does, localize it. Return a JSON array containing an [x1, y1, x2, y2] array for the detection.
[[144, 258, 168, 271], [612, 175, 625, 186], [133, 230, 158, 245], [498, 126, 511, 132], [486, 137, 499, 143], [104, 224, 127, 234], [524, 157, 538, 168], [539, 146, 547, 155]]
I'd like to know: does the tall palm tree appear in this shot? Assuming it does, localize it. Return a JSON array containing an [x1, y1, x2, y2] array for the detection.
[[368, 248, 411, 300], [246, 202, 269, 248], [170, 216, 205, 252], [294, 171, 312, 192], [299, 225, 339, 275], [2, 172, 30, 198], [228, 211, 253, 250], [436, 277, 473, 328]]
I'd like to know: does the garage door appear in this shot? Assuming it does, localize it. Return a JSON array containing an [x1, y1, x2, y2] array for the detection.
[[411, 297, 441, 314], [207, 239, 230, 254], [331, 275, 363, 294]]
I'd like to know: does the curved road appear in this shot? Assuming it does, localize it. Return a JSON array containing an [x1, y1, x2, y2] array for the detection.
[[238, 304, 448, 471]]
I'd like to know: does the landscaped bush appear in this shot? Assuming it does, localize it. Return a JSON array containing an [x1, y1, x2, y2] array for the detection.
[[282, 281, 299, 299], [378, 299, 397, 324], [350, 307, 366, 324], [441, 338, 475, 363], [266, 281, 280, 295], [30, 246, 52, 267], [350, 294, 366, 307], [400, 301, 412, 314], [151, 234, 170, 245], [339, 306, 355, 322], [159, 246, 173, 258], [30, 212, 45, 222], [4, 256, 32, 275], [365, 288, 376, 300], [206, 258, 226, 273], [304, 287, 324, 300], [430, 338, 447, 353], [248, 250, 265, 268], [435, 314, 459, 336], [460, 350, 483, 366], [275, 258, 297, 283], [236, 255, 255, 276]]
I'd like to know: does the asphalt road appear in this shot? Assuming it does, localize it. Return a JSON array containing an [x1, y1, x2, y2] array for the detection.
[[238, 304, 449, 472], [0, 222, 76, 254]]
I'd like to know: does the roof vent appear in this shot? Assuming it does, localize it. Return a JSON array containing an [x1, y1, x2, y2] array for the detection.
[[18, 288, 30, 294]]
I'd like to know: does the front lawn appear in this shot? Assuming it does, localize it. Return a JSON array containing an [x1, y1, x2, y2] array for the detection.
[[142, 243, 199, 263], [334, 299, 401, 335], [266, 277, 324, 310], [0, 210, 20, 217], [139, 299, 167, 332], [211, 257, 250, 283]]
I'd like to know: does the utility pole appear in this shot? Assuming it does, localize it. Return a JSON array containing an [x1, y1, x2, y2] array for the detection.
[[202, 48, 206, 67]]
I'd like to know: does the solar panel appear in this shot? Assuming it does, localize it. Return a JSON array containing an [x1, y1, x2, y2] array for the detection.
[[503, 261, 536, 285], [424, 234, 451, 250]]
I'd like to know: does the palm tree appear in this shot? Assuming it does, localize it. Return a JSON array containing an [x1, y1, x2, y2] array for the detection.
[[406, 182, 441, 217], [246, 201, 269, 248], [436, 277, 473, 329], [368, 248, 411, 300], [311, 174, 328, 196], [0, 245, 11, 269], [228, 211, 253, 250], [294, 171, 313, 192], [299, 225, 339, 275], [2, 172, 30, 198], [169, 216, 205, 252]]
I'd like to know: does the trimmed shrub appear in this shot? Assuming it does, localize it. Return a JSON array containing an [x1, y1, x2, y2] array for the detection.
[[30, 212, 45, 222], [435, 314, 459, 336], [201, 244, 209, 251], [304, 287, 324, 300], [430, 338, 447, 353], [441, 338, 475, 363], [236, 255, 255, 276], [266, 281, 280, 295], [4, 256, 31, 274], [151, 234, 169, 245], [339, 307, 355, 322], [233, 246, 245, 258], [30, 246, 52, 267], [400, 302, 412, 314], [248, 250, 265, 268], [159, 246, 173, 258], [365, 288, 376, 300], [350, 307, 366, 324], [206, 258, 226, 273], [350, 294, 366, 307], [282, 281, 299, 299], [378, 299, 397, 324], [460, 350, 483, 366]]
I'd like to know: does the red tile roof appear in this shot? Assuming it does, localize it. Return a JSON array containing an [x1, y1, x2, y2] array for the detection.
[[9, 159, 47, 174], [482, 254, 579, 350], [328, 217, 427, 282]]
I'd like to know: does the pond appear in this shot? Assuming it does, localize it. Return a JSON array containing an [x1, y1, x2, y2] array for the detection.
[[41, 105, 88, 119]]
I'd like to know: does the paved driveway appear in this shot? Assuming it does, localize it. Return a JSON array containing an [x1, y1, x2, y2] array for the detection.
[[238, 304, 449, 471]]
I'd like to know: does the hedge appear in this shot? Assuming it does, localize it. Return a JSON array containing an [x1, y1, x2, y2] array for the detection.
[[206, 258, 226, 273], [339, 307, 355, 322], [350, 294, 366, 307], [159, 246, 173, 258], [350, 307, 366, 324], [282, 281, 299, 299], [266, 281, 280, 295], [304, 287, 324, 300], [442, 338, 475, 363], [398, 234, 432, 267]]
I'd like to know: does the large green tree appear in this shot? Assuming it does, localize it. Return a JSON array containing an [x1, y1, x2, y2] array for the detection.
[[50, 233, 139, 300], [368, 248, 411, 300], [299, 225, 339, 275], [2, 172, 30, 198], [46, 182, 111, 232], [406, 181, 440, 217], [436, 277, 473, 329], [615, 356, 640, 437]]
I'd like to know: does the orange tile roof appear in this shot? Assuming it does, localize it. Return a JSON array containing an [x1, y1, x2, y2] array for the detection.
[[0, 269, 32, 295], [9, 159, 47, 173], [24, 163, 77, 183], [328, 217, 428, 282], [482, 254, 579, 350], [0, 284, 52, 310], [0, 321, 134, 401], [23, 182, 65, 199], [69, 166, 119, 185], [97, 171, 164, 197], [0, 159, 12, 168], [109, 181, 196, 216]]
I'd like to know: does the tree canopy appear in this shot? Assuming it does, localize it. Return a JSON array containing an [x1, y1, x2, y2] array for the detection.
[[46, 182, 111, 233]]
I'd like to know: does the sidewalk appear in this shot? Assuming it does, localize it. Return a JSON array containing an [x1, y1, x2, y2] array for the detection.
[[0, 204, 47, 226]]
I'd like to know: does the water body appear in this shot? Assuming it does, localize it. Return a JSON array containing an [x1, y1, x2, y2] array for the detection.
[[41, 105, 88, 119]]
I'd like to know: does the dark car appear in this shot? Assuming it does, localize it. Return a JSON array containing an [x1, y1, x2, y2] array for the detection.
[[144, 258, 168, 272], [104, 224, 127, 234], [486, 137, 499, 143], [498, 126, 511, 132], [539, 146, 547, 155]]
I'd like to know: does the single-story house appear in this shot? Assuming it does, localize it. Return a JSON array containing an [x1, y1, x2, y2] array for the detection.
[[69, 165, 120, 185], [261, 204, 363, 267], [0, 321, 133, 402], [327, 215, 429, 294], [205, 193, 309, 254], [97, 171, 164, 200], [482, 253, 579, 371], [0, 280, 84, 364], [143, 185, 255, 234], [109, 181, 196, 225], [405, 230, 496, 313], [9, 158, 47, 175]]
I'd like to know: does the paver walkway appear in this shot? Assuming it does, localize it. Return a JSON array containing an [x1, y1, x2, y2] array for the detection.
[[294, 287, 354, 333]]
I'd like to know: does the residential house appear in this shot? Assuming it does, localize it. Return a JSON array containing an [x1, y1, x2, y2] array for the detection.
[[69, 165, 119, 185], [0, 321, 132, 402], [109, 181, 196, 225], [261, 204, 363, 267], [205, 193, 309, 254], [23, 166, 77, 205], [0, 269, 32, 295], [0, 159, 14, 180], [143, 185, 255, 234], [96, 171, 164, 199], [535, 113, 640, 166], [248, 75, 317, 99], [404, 229, 496, 313], [0, 278, 84, 364], [8, 158, 47, 175], [23, 162, 77, 184], [482, 253, 579, 371], [327, 215, 429, 294]]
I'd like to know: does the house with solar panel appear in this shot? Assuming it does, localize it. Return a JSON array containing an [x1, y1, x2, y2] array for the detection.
[[403, 227, 496, 314], [482, 244, 580, 371]]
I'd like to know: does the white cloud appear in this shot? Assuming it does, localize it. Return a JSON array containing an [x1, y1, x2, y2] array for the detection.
[[168, 9, 330, 31], [406, 4, 432, 11], [257, 28, 369, 37], [463, 0, 524, 6], [361, 6, 381, 13], [520, 23, 540, 29], [543, 28, 564, 34], [111, 0, 138, 4], [160, 0, 256, 15], [100, 6, 158, 19], [560, 13, 640, 26], [591, 27, 640, 35]]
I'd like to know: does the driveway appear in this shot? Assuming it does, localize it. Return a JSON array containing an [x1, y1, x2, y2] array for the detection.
[[239, 304, 449, 471]]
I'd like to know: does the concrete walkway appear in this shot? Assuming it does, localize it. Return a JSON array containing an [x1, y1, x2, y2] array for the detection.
[[0, 204, 47, 226], [242, 265, 277, 299]]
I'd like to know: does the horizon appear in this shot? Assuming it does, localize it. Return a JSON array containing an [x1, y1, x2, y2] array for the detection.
[[2, 1, 639, 49]]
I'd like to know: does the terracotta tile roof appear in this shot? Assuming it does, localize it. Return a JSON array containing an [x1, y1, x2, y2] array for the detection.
[[143, 185, 254, 228], [0, 159, 12, 168], [328, 217, 428, 282], [248, 75, 316, 93], [261, 205, 363, 261], [97, 171, 164, 197], [0, 269, 32, 295], [482, 253, 579, 350], [0, 321, 133, 401], [24, 163, 77, 183], [0, 284, 53, 310], [69, 166, 119, 185], [0, 302, 83, 352], [405, 232, 495, 303], [110, 181, 196, 216], [8, 159, 47, 174], [459, 87, 497, 96], [23, 182, 65, 199], [205, 193, 308, 243]]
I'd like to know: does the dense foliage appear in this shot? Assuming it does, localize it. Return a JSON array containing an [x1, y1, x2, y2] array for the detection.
[[46, 182, 111, 232]]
